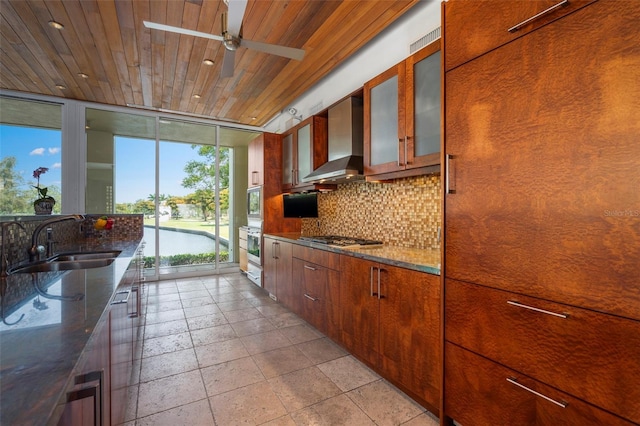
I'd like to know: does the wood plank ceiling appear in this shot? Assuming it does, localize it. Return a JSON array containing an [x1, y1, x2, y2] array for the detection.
[[1, 0, 420, 127]]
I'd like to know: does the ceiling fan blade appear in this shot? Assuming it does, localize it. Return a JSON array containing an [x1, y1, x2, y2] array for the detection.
[[143, 21, 224, 42], [226, 0, 248, 36], [221, 50, 236, 78], [241, 39, 305, 61]]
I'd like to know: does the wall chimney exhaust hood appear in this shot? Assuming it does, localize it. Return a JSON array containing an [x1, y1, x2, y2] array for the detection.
[[303, 97, 364, 184]]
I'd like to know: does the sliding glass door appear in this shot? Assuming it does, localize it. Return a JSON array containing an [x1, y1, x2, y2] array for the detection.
[[85, 108, 258, 281]]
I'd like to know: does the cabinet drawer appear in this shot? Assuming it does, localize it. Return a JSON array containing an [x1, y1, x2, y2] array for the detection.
[[445, 279, 640, 424], [444, 0, 596, 71], [445, 343, 634, 426], [294, 245, 340, 270], [239, 238, 247, 250]]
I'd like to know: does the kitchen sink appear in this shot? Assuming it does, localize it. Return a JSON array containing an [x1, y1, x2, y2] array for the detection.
[[50, 250, 121, 262], [8, 251, 120, 275]]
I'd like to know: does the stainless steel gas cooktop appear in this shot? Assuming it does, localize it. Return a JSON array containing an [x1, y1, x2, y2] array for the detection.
[[298, 235, 383, 249]]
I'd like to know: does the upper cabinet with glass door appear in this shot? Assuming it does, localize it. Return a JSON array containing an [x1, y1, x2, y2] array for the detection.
[[364, 40, 441, 180], [281, 116, 330, 192]]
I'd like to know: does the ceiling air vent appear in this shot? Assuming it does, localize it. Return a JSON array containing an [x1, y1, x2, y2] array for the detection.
[[410, 26, 441, 54]]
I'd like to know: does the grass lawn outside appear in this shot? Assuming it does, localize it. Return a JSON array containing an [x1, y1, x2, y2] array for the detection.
[[144, 218, 230, 240]]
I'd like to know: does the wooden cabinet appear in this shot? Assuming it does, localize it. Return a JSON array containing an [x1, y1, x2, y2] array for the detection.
[[364, 40, 441, 180], [445, 343, 635, 426], [340, 255, 440, 409], [248, 136, 264, 187], [239, 227, 248, 272], [263, 236, 292, 299], [281, 116, 329, 192], [446, 279, 640, 423], [444, 0, 597, 71], [250, 133, 300, 234], [291, 246, 341, 340], [443, 1, 640, 424]]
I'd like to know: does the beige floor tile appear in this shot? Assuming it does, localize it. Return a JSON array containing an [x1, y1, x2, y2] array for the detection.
[[209, 381, 287, 425], [148, 292, 182, 302], [296, 337, 348, 365], [252, 345, 313, 379], [213, 291, 245, 302], [176, 282, 207, 292], [402, 411, 440, 425], [279, 323, 323, 344], [136, 370, 207, 418], [183, 303, 222, 319], [255, 303, 291, 317], [268, 366, 342, 412], [190, 324, 238, 346], [240, 329, 292, 355], [186, 311, 229, 330], [269, 312, 305, 329], [291, 394, 376, 426], [231, 317, 277, 337], [223, 307, 264, 324], [140, 348, 199, 382], [136, 399, 215, 426], [217, 299, 256, 312], [124, 384, 138, 422], [144, 308, 185, 325], [145, 299, 183, 314], [181, 296, 215, 308], [144, 318, 189, 339], [260, 414, 297, 426], [347, 380, 425, 426], [194, 338, 250, 368], [317, 355, 380, 392], [179, 289, 211, 300], [142, 331, 193, 358], [201, 356, 265, 396]]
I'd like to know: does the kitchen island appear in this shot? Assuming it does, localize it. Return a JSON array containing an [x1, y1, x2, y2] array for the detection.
[[0, 238, 143, 426]]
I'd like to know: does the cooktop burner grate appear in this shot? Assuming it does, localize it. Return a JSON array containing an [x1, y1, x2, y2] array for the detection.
[[298, 235, 383, 247]]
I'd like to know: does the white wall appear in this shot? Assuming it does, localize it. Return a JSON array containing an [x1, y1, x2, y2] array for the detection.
[[264, 0, 442, 133]]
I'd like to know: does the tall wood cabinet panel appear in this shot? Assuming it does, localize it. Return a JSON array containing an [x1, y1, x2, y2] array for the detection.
[[364, 40, 441, 180], [254, 133, 301, 235], [443, 1, 640, 424]]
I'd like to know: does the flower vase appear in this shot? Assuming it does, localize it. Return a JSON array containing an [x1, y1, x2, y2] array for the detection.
[[34, 197, 55, 215]]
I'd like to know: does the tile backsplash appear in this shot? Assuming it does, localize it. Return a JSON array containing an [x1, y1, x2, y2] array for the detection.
[[301, 174, 441, 250]]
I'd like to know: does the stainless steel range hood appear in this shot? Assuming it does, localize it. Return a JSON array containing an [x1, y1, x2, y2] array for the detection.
[[303, 97, 364, 184]]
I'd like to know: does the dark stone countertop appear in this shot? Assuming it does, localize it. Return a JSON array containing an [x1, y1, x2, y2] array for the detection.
[[0, 239, 142, 426], [264, 233, 441, 275]]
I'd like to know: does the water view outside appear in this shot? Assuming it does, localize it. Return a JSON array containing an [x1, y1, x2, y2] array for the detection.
[[143, 226, 228, 256]]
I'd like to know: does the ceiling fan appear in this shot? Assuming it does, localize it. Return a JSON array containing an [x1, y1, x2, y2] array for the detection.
[[143, 0, 305, 78]]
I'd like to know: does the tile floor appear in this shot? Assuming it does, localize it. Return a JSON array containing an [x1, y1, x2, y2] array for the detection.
[[123, 272, 440, 425]]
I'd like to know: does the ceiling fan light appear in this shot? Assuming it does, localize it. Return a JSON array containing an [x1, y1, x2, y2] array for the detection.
[[55, 84, 66, 90]]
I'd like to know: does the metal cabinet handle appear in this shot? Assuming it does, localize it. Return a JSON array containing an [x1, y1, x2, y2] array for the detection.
[[370, 266, 375, 297], [111, 289, 131, 305], [446, 154, 456, 194], [130, 286, 140, 318], [377, 267, 385, 299], [507, 300, 568, 319], [68, 370, 104, 426], [508, 0, 569, 33], [304, 293, 318, 301], [507, 377, 568, 408], [304, 265, 317, 271]]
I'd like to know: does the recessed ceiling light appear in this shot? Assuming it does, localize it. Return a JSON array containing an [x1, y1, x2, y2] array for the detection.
[[203, 59, 215, 66], [78, 73, 89, 79], [48, 21, 64, 30], [55, 84, 66, 90], [193, 94, 201, 99], [250, 117, 257, 120]]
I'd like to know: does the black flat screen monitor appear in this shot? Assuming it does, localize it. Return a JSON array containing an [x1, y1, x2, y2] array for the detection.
[[283, 193, 318, 218]]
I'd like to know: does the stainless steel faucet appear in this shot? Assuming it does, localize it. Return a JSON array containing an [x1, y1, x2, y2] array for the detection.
[[28, 215, 85, 262], [1, 221, 27, 277]]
